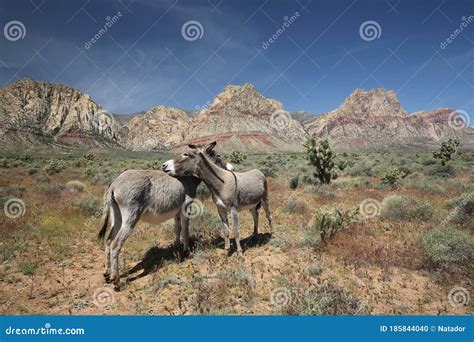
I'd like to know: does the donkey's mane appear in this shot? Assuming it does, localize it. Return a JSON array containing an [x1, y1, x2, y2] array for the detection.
[[202, 149, 227, 170]]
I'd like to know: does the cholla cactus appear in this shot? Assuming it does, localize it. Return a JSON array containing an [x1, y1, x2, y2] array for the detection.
[[381, 168, 406, 189], [304, 138, 337, 184], [433, 139, 460, 166]]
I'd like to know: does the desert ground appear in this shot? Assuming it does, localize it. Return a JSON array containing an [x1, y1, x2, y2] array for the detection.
[[0, 148, 473, 315]]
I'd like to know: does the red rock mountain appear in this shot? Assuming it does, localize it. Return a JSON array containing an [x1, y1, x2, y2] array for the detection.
[[0, 79, 472, 152], [305, 88, 474, 149]]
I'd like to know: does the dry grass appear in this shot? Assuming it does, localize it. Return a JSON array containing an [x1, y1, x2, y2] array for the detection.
[[0, 151, 473, 315]]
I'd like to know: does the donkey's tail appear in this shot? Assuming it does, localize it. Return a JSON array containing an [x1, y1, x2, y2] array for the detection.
[[98, 188, 114, 241]]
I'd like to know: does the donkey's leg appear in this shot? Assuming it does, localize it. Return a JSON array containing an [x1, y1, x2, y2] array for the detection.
[[231, 207, 242, 254], [104, 200, 122, 281], [250, 207, 259, 236], [110, 211, 138, 286], [173, 214, 181, 247], [180, 210, 190, 252], [262, 196, 273, 234], [218, 209, 231, 250]]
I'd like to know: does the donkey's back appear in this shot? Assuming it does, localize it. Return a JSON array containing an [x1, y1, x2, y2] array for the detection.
[[110, 169, 187, 220]]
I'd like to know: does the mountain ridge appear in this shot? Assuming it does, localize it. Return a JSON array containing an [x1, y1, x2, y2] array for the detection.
[[1, 78, 472, 152]]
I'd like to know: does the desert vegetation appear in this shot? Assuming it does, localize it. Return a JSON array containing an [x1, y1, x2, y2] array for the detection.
[[0, 147, 473, 315]]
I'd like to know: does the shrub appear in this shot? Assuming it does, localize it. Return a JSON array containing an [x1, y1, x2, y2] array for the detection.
[[282, 198, 307, 214], [44, 159, 67, 175], [27, 166, 39, 175], [403, 174, 445, 193], [308, 207, 358, 243], [196, 183, 211, 198], [381, 195, 434, 221], [83, 153, 96, 161], [279, 281, 370, 315], [308, 263, 324, 276], [446, 192, 474, 226], [66, 180, 86, 192], [380, 168, 406, 189], [43, 183, 66, 198], [74, 195, 100, 216], [420, 226, 474, 267], [228, 151, 247, 164], [433, 138, 459, 166], [288, 174, 300, 189], [260, 165, 276, 178], [424, 164, 456, 178], [346, 159, 374, 177], [18, 260, 38, 275], [304, 139, 338, 184]]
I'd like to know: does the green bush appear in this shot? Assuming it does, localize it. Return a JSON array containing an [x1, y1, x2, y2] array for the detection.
[[307, 207, 359, 243], [420, 226, 474, 267], [380, 168, 406, 189], [346, 159, 374, 177], [66, 180, 86, 192], [446, 192, 474, 227], [74, 195, 100, 216], [424, 164, 456, 178], [288, 174, 300, 189], [403, 174, 445, 193], [228, 151, 247, 164], [260, 165, 276, 178], [279, 281, 370, 315], [381, 195, 434, 221], [44, 159, 67, 175], [282, 198, 307, 214], [196, 183, 211, 198]]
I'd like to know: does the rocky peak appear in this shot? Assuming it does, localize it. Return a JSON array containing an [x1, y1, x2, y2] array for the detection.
[[0, 78, 121, 144], [125, 105, 189, 151], [339, 88, 407, 117]]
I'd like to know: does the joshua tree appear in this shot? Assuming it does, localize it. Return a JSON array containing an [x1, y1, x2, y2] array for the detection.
[[304, 138, 338, 184], [433, 138, 459, 166]]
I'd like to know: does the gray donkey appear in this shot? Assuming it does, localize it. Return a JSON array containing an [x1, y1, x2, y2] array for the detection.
[[162, 142, 272, 254], [98, 148, 231, 286]]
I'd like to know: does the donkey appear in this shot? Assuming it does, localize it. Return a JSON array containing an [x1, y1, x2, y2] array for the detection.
[[162, 142, 272, 254], [98, 149, 230, 286]]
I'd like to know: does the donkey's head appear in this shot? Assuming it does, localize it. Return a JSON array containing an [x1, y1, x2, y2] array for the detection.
[[162, 141, 232, 177]]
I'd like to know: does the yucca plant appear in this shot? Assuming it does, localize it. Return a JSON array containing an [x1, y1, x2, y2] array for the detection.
[[304, 138, 337, 184]]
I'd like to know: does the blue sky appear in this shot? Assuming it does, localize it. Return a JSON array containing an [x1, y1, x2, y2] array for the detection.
[[0, 0, 472, 120]]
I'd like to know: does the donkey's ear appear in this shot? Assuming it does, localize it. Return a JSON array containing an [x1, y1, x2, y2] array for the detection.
[[203, 141, 217, 153], [188, 144, 198, 149]]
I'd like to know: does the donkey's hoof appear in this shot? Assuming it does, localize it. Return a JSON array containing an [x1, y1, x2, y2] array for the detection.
[[103, 272, 110, 282], [113, 281, 124, 291]]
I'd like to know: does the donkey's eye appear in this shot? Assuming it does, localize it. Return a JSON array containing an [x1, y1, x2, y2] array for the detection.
[[182, 153, 189, 157]]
